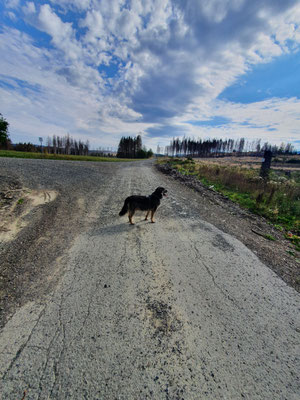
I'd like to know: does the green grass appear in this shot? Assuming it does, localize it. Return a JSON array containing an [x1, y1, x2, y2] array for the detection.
[[264, 234, 276, 241], [0, 150, 140, 162], [161, 158, 300, 235]]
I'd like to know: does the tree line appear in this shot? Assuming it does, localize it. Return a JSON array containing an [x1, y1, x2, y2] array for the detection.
[[0, 113, 91, 155], [117, 135, 153, 158], [2, 133, 90, 156], [44, 134, 89, 156], [1, 112, 296, 158], [165, 137, 296, 157]]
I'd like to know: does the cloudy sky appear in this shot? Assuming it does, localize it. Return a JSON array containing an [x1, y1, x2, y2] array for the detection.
[[1, 0, 300, 151]]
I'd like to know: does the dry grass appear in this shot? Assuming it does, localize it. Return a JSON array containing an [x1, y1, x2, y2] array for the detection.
[[163, 157, 300, 234], [192, 155, 300, 171]]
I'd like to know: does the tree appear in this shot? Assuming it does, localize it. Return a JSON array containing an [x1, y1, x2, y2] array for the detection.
[[147, 149, 153, 158], [53, 135, 57, 154], [0, 113, 10, 149], [136, 134, 142, 155], [238, 138, 245, 154], [117, 135, 151, 158]]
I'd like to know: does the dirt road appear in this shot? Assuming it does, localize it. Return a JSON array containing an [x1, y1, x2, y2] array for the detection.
[[0, 158, 299, 399]]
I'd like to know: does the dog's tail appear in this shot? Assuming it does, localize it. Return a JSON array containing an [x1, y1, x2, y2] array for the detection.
[[119, 199, 129, 216]]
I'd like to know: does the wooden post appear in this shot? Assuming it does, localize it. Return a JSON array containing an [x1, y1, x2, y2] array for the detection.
[[260, 150, 272, 180]]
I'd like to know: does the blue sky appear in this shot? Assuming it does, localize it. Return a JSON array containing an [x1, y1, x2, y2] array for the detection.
[[219, 51, 300, 103], [1, 0, 300, 151]]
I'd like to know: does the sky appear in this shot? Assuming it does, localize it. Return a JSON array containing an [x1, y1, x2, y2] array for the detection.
[[0, 0, 300, 152]]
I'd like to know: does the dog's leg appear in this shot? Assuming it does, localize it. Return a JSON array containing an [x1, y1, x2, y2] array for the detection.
[[128, 210, 135, 225], [150, 210, 156, 223], [145, 210, 150, 221]]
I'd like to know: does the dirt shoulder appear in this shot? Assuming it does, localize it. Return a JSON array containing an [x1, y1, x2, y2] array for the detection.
[[0, 176, 81, 329], [0, 158, 118, 329], [156, 163, 299, 293]]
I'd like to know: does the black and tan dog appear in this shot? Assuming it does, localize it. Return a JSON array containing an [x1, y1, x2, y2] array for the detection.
[[119, 187, 167, 225]]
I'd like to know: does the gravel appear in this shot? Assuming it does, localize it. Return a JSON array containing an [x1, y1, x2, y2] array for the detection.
[[0, 157, 299, 399], [156, 162, 300, 293]]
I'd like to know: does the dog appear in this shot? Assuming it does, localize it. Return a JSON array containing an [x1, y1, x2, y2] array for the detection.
[[119, 187, 167, 225]]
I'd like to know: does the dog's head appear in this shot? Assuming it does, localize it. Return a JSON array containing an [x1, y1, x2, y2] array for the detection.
[[154, 187, 168, 198]]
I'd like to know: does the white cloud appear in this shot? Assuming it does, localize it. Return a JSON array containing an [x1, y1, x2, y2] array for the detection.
[[37, 4, 83, 61], [200, 0, 245, 23], [116, 9, 141, 39], [7, 11, 17, 21], [5, 0, 20, 9], [1, 0, 300, 149], [80, 11, 105, 43], [49, 0, 92, 11], [0, 27, 148, 148], [272, 4, 300, 49], [22, 2, 36, 15]]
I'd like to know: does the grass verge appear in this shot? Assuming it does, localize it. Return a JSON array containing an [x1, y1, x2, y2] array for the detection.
[[0, 150, 139, 162], [159, 158, 300, 238]]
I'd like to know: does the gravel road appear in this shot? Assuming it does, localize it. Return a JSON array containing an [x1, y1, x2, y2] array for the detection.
[[0, 158, 299, 399]]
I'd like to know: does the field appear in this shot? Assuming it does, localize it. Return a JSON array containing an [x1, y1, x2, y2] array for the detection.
[[159, 155, 300, 240], [178, 155, 300, 170], [0, 150, 136, 162]]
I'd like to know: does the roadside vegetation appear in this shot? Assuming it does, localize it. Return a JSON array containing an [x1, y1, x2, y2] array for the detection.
[[0, 150, 137, 162], [159, 158, 300, 239]]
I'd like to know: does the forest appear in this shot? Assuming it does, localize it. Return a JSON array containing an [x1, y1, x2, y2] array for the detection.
[[117, 135, 153, 158], [165, 137, 296, 157]]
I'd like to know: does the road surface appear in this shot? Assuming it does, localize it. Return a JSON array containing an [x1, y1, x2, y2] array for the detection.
[[0, 158, 299, 399]]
